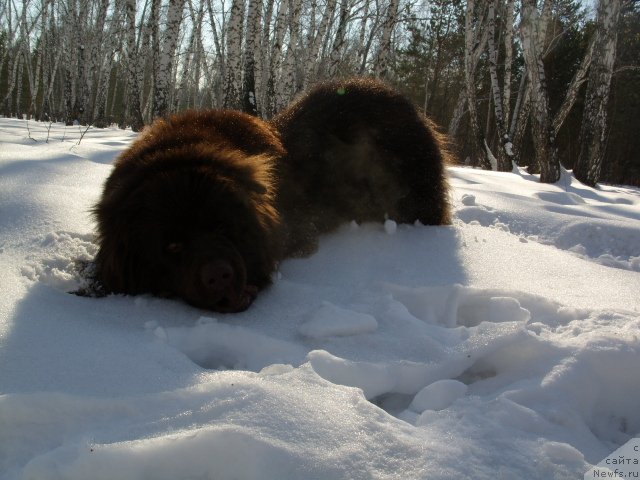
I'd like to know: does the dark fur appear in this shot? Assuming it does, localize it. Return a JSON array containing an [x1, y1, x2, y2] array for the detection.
[[94, 78, 450, 312], [272, 78, 451, 255], [94, 110, 283, 312]]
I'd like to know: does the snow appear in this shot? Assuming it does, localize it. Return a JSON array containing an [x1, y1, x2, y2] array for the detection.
[[409, 379, 468, 413], [298, 301, 379, 338], [383, 218, 398, 235], [1, 118, 639, 479]]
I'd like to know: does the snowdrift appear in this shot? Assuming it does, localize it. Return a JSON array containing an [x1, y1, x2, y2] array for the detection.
[[1, 118, 639, 479]]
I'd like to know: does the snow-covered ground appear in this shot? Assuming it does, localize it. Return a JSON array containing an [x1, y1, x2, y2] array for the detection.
[[1, 118, 638, 479]]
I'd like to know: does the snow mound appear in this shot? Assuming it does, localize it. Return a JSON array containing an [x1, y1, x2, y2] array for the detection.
[[21, 231, 98, 293], [451, 167, 640, 271], [166, 318, 307, 371], [1, 119, 639, 479], [409, 379, 468, 412], [298, 301, 378, 338]]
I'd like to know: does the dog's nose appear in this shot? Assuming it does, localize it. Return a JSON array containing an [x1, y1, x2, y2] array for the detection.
[[200, 260, 235, 295]]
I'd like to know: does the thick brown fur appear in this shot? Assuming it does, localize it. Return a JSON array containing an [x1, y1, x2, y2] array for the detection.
[[94, 110, 283, 312], [271, 78, 451, 256], [94, 78, 451, 312]]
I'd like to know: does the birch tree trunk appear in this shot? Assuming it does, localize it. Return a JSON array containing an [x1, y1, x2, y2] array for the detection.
[[511, 79, 531, 165], [552, 34, 595, 137], [502, 0, 515, 128], [224, 0, 245, 109], [327, 0, 350, 78], [206, 0, 226, 106], [374, 0, 400, 79], [355, 0, 371, 75], [74, 0, 88, 124], [21, 2, 45, 117], [153, 0, 185, 118], [520, 0, 560, 183], [149, 0, 161, 118], [15, 55, 24, 117], [125, 0, 144, 130], [191, 0, 206, 108], [41, 6, 62, 121], [62, 0, 78, 125], [242, 0, 262, 115], [176, 0, 199, 111], [93, 3, 121, 127], [265, 0, 289, 118], [463, 0, 490, 168], [303, 0, 337, 88], [83, 0, 109, 124], [277, 0, 302, 111], [487, 0, 514, 171], [448, 91, 467, 137], [573, 0, 622, 187]]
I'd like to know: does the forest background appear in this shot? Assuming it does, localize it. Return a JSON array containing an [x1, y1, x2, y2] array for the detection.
[[0, 0, 638, 186]]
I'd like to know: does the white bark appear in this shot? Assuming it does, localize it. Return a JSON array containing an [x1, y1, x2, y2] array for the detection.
[[355, 0, 371, 74], [487, 0, 513, 171], [521, 0, 559, 183], [265, 0, 289, 117], [327, 0, 350, 78], [502, 0, 515, 127], [206, 0, 226, 106], [463, 0, 490, 168], [153, 0, 186, 118], [242, 0, 262, 115], [224, 0, 245, 109], [303, 0, 338, 88], [277, 0, 302, 110], [374, 0, 400, 79], [125, 0, 143, 129]]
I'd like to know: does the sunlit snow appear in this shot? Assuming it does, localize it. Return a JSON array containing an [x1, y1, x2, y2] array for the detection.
[[1, 118, 638, 479]]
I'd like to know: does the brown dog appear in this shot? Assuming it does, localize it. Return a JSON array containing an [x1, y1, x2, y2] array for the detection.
[[93, 78, 450, 312], [93, 110, 284, 312], [272, 78, 451, 256]]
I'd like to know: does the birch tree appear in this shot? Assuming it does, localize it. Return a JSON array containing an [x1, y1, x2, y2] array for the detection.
[[224, 0, 245, 109], [265, 0, 289, 117], [502, 0, 515, 131], [277, 0, 302, 110], [354, 0, 373, 74], [206, 0, 226, 105], [60, 0, 80, 124], [521, 0, 560, 183], [242, 0, 262, 115], [487, 0, 514, 171], [303, 0, 337, 88], [125, 0, 144, 130], [573, 0, 622, 186], [153, 0, 185, 118], [93, 3, 122, 126], [327, 0, 350, 77], [23, 0, 47, 117], [552, 34, 595, 137], [508, 73, 531, 162], [463, 0, 490, 168], [374, 0, 400, 79]]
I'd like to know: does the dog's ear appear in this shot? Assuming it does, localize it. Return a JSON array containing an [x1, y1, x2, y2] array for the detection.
[[93, 197, 141, 294], [239, 153, 275, 196], [215, 152, 274, 198], [237, 172, 268, 195], [94, 236, 129, 293]]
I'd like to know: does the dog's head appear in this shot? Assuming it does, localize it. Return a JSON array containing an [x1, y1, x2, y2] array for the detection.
[[94, 141, 282, 313]]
